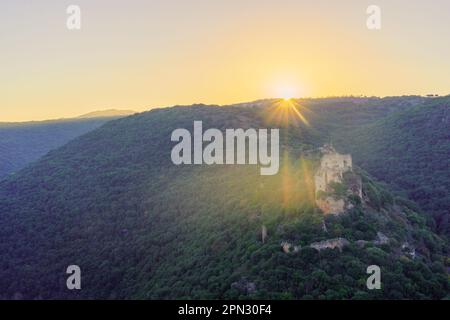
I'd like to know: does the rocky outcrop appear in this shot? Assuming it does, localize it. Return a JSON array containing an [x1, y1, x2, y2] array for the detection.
[[373, 232, 389, 245], [279, 230, 418, 260], [356, 240, 369, 248], [281, 238, 350, 253], [231, 278, 257, 294], [261, 225, 267, 243], [401, 242, 416, 259], [281, 241, 301, 253], [316, 198, 345, 215], [355, 232, 390, 248], [310, 238, 350, 252]]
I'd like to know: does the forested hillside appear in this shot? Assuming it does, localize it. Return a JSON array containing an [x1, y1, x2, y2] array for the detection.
[[336, 98, 450, 235], [296, 96, 449, 236], [0, 102, 448, 299]]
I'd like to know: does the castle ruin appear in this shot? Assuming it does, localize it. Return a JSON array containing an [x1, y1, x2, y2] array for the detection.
[[314, 144, 361, 214]]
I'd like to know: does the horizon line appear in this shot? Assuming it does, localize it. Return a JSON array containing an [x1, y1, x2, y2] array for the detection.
[[2, 93, 448, 124]]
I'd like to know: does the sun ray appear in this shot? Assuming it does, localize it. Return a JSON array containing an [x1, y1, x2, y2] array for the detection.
[[265, 98, 310, 127]]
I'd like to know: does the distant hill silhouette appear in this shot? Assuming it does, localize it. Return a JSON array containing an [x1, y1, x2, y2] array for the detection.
[[77, 109, 135, 119], [0, 112, 133, 179]]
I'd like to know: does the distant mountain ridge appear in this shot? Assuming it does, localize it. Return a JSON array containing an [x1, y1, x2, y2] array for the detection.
[[77, 109, 135, 119], [0, 110, 134, 179]]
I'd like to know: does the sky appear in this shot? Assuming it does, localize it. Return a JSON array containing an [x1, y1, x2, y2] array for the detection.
[[1, 0, 450, 121]]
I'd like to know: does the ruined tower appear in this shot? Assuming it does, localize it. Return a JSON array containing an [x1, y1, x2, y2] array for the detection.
[[314, 144, 360, 214]]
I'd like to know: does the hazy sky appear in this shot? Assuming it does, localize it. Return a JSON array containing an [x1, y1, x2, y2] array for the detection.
[[1, 0, 450, 121]]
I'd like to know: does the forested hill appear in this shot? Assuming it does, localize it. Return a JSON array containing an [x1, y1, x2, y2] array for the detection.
[[0, 100, 448, 299], [300, 96, 450, 236], [0, 116, 129, 179], [335, 98, 449, 235]]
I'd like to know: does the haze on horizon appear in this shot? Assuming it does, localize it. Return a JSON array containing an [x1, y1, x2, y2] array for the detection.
[[2, 0, 450, 122]]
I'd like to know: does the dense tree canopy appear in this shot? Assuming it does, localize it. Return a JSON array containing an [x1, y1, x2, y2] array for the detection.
[[0, 98, 448, 299]]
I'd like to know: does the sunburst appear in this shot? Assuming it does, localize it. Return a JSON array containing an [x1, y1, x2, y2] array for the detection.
[[265, 98, 310, 127]]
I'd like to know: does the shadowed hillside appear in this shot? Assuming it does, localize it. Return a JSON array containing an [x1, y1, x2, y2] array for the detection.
[[0, 115, 132, 179], [335, 98, 450, 235]]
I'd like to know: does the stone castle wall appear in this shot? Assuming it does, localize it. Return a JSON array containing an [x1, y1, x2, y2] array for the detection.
[[314, 145, 356, 215], [310, 238, 350, 252]]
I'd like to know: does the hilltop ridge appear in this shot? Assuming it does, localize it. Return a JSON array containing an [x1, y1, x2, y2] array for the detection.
[[77, 109, 136, 119]]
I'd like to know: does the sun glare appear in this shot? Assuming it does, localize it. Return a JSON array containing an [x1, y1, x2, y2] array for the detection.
[[276, 85, 299, 100]]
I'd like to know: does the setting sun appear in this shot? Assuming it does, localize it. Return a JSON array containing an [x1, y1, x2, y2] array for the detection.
[[275, 85, 299, 100]]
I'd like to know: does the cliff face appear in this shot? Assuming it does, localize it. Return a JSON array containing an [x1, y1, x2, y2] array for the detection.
[[314, 145, 361, 214], [316, 197, 346, 215]]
